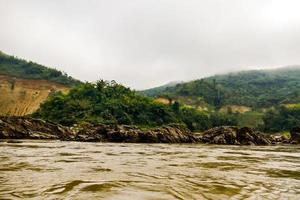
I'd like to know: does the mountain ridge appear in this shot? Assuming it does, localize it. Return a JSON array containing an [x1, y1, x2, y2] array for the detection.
[[141, 66, 300, 109]]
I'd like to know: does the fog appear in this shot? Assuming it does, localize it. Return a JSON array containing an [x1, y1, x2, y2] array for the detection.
[[1, 0, 300, 89]]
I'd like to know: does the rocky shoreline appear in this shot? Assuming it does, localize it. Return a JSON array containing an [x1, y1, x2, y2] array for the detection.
[[0, 116, 299, 145]]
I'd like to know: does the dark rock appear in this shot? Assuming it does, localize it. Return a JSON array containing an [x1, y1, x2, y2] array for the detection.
[[0, 116, 74, 140], [269, 134, 290, 144], [75, 124, 197, 143], [290, 127, 300, 144], [237, 127, 271, 145], [197, 126, 272, 145], [6, 140, 22, 143], [1, 116, 298, 145]]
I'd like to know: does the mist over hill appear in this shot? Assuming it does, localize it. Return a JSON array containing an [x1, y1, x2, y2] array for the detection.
[[142, 66, 300, 109]]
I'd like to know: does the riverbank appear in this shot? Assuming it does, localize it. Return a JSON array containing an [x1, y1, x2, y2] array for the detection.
[[0, 116, 299, 145]]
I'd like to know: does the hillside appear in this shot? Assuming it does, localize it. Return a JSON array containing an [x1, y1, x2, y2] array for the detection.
[[142, 66, 300, 109], [0, 51, 80, 86], [1, 50, 299, 132], [0, 74, 69, 116], [141, 81, 183, 96], [0, 51, 80, 116], [33, 80, 238, 131]]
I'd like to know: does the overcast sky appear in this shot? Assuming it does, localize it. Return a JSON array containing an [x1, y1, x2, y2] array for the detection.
[[1, 0, 300, 89]]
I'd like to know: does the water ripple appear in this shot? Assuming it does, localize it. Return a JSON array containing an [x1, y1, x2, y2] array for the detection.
[[0, 141, 300, 199]]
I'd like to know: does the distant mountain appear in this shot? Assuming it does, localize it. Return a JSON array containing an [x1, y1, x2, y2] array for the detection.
[[140, 81, 183, 96], [141, 66, 300, 109], [0, 51, 81, 116]]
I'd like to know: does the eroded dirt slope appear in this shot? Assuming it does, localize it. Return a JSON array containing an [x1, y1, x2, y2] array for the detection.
[[0, 75, 69, 116]]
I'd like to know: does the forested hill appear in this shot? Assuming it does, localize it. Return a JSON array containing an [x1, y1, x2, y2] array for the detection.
[[141, 66, 300, 109], [0, 51, 80, 86], [141, 81, 183, 97]]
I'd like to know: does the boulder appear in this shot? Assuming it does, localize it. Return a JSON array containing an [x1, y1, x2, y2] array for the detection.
[[269, 134, 290, 144], [0, 116, 74, 140], [75, 124, 197, 143], [237, 127, 271, 145], [290, 127, 300, 144], [197, 126, 272, 145]]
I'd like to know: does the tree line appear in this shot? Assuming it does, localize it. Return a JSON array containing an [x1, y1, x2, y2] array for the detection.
[[33, 80, 238, 131]]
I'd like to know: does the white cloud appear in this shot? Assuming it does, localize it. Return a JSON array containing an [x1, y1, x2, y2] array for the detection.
[[1, 0, 300, 89]]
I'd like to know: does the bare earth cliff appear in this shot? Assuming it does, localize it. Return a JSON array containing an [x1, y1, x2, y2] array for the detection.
[[0, 75, 69, 116]]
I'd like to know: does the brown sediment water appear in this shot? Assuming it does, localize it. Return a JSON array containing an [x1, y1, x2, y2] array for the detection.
[[0, 140, 300, 199]]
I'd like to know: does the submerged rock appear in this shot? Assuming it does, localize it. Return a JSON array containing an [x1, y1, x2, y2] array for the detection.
[[6, 140, 23, 143], [197, 126, 272, 145], [0, 116, 74, 140]]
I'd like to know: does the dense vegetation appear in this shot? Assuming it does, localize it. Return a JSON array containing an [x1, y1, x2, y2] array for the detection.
[[141, 67, 300, 132], [262, 104, 300, 132], [0, 51, 80, 86], [142, 67, 300, 109], [2, 50, 299, 132], [33, 80, 238, 131]]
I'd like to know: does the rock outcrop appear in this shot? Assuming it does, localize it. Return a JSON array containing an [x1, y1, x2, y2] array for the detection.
[[0, 117, 197, 143], [197, 126, 272, 145], [290, 127, 300, 144], [75, 124, 197, 143], [0, 117, 74, 140], [0, 117, 299, 145]]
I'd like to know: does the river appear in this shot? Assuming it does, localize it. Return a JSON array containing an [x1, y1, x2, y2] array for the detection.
[[0, 140, 300, 199]]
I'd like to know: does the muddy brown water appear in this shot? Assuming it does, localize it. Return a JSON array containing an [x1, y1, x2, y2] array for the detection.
[[0, 140, 300, 199]]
